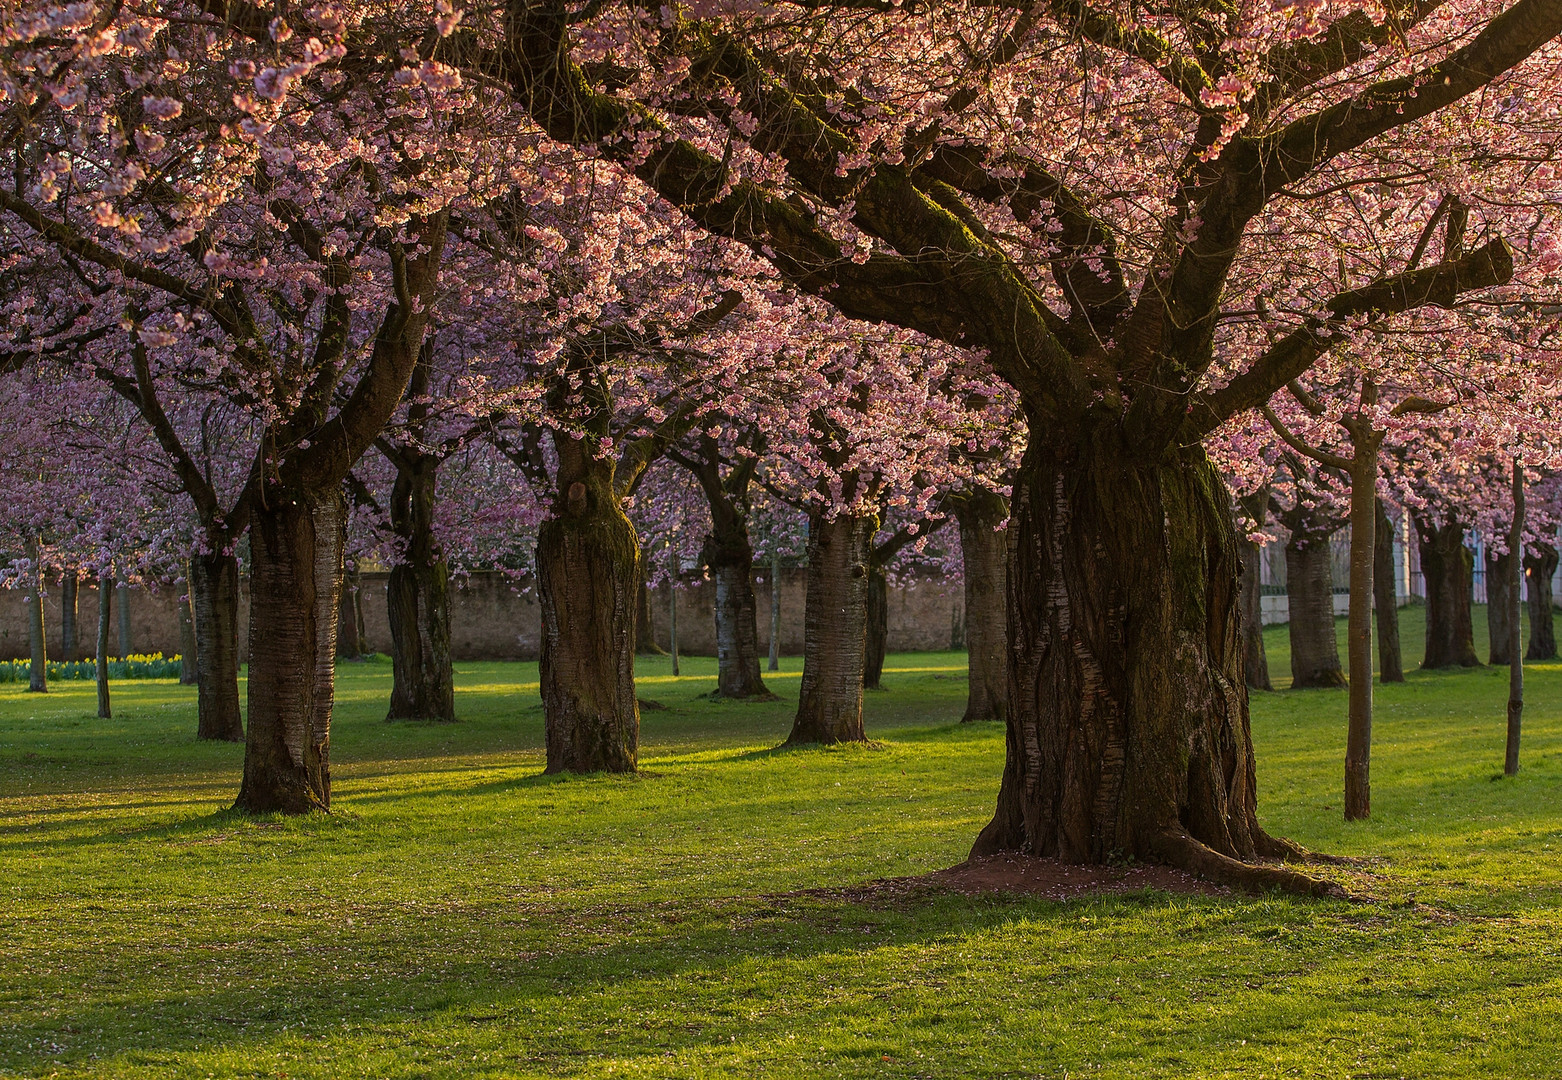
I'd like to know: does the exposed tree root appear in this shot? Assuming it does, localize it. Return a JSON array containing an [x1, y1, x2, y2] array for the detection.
[[1254, 828, 1365, 867], [1152, 830, 1353, 899]]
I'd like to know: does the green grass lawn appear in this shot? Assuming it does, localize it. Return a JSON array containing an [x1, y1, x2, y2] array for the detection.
[[1, 614, 1559, 1078]]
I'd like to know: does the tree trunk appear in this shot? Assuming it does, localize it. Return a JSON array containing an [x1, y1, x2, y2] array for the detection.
[[178, 576, 199, 685], [1343, 444, 1381, 822], [786, 511, 874, 745], [704, 517, 773, 699], [337, 568, 366, 658], [1238, 537, 1272, 692], [61, 571, 79, 662], [956, 491, 1008, 722], [536, 452, 639, 774], [668, 551, 680, 676], [635, 567, 663, 655], [95, 571, 112, 719], [1487, 547, 1514, 666], [235, 491, 346, 813], [972, 440, 1332, 896], [386, 456, 455, 722], [191, 553, 244, 742], [768, 552, 781, 672], [1416, 515, 1480, 669], [1373, 499, 1404, 683], [1506, 461, 1524, 776], [863, 555, 888, 690], [23, 541, 46, 693], [1285, 522, 1347, 689], [116, 581, 132, 658], [1525, 543, 1558, 661]]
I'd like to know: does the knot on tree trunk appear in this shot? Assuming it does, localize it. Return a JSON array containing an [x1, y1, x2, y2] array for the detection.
[[566, 481, 588, 517]]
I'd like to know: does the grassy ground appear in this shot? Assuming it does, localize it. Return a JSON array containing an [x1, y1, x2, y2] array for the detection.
[[0, 610, 1559, 1079]]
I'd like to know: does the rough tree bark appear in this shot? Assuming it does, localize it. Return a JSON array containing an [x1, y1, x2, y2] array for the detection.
[[955, 489, 1009, 722], [1416, 514, 1480, 669], [191, 554, 243, 742], [787, 511, 875, 745], [705, 526, 772, 700], [1525, 543, 1558, 661], [95, 571, 111, 719], [536, 443, 639, 774], [1283, 514, 1347, 689], [1342, 429, 1384, 822], [177, 576, 198, 686], [235, 492, 346, 812], [1373, 499, 1404, 683], [971, 442, 1330, 893], [1237, 487, 1273, 693], [1487, 546, 1515, 666], [23, 540, 46, 693], [60, 570, 79, 662], [385, 454, 455, 722]]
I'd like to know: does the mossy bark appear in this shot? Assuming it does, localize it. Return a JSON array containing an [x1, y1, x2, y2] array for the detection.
[[971, 438, 1327, 893], [787, 511, 874, 745], [385, 455, 455, 722], [1525, 544, 1558, 661], [537, 446, 639, 774], [1415, 515, 1479, 669], [955, 491, 1008, 722], [1284, 519, 1346, 689], [191, 553, 244, 742], [235, 491, 345, 813], [1373, 499, 1404, 683]]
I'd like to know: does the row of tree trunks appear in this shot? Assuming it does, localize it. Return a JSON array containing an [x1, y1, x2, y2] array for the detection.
[[234, 493, 346, 813], [955, 491, 1009, 722], [973, 440, 1314, 890], [1416, 515, 1480, 669]]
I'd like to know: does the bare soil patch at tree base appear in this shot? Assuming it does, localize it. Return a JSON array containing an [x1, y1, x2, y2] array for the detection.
[[924, 854, 1231, 900]]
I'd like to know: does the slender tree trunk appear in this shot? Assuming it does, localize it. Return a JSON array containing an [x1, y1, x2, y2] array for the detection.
[[1343, 442, 1382, 822], [61, 571, 79, 662], [635, 566, 663, 655], [95, 571, 112, 719], [386, 456, 455, 722], [1285, 521, 1347, 688], [116, 581, 132, 658], [863, 555, 888, 690], [1373, 499, 1404, 683], [956, 491, 1008, 722], [235, 491, 346, 813], [1506, 461, 1524, 776], [1525, 543, 1558, 661], [178, 576, 199, 685], [337, 568, 366, 658], [1416, 514, 1480, 669], [191, 553, 244, 742], [668, 548, 680, 677], [972, 441, 1330, 895], [536, 450, 638, 774], [23, 540, 46, 693], [704, 516, 772, 699], [1487, 547, 1514, 666], [786, 511, 874, 745], [768, 552, 781, 672]]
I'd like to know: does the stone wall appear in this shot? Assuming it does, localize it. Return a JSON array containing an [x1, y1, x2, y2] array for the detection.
[[1, 569, 967, 662]]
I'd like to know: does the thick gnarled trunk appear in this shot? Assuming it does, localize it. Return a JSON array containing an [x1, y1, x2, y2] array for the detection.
[[235, 492, 345, 813], [704, 517, 772, 700], [787, 511, 874, 745], [1373, 500, 1404, 683], [191, 553, 244, 742], [972, 439, 1324, 893], [955, 492, 1008, 722], [1416, 515, 1479, 669], [386, 456, 455, 722], [1285, 524, 1346, 689], [1487, 547, 1515, 666], [537, 455, 639, 774], [1526, 544, 1558, 661]]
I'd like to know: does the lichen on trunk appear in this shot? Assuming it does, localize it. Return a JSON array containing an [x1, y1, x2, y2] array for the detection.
[[235, 490, 346, 813], [787, 510, 875, 745]]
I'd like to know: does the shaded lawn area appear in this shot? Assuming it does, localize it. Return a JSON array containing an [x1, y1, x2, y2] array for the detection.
[[0, 620, 1559, 1078]]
